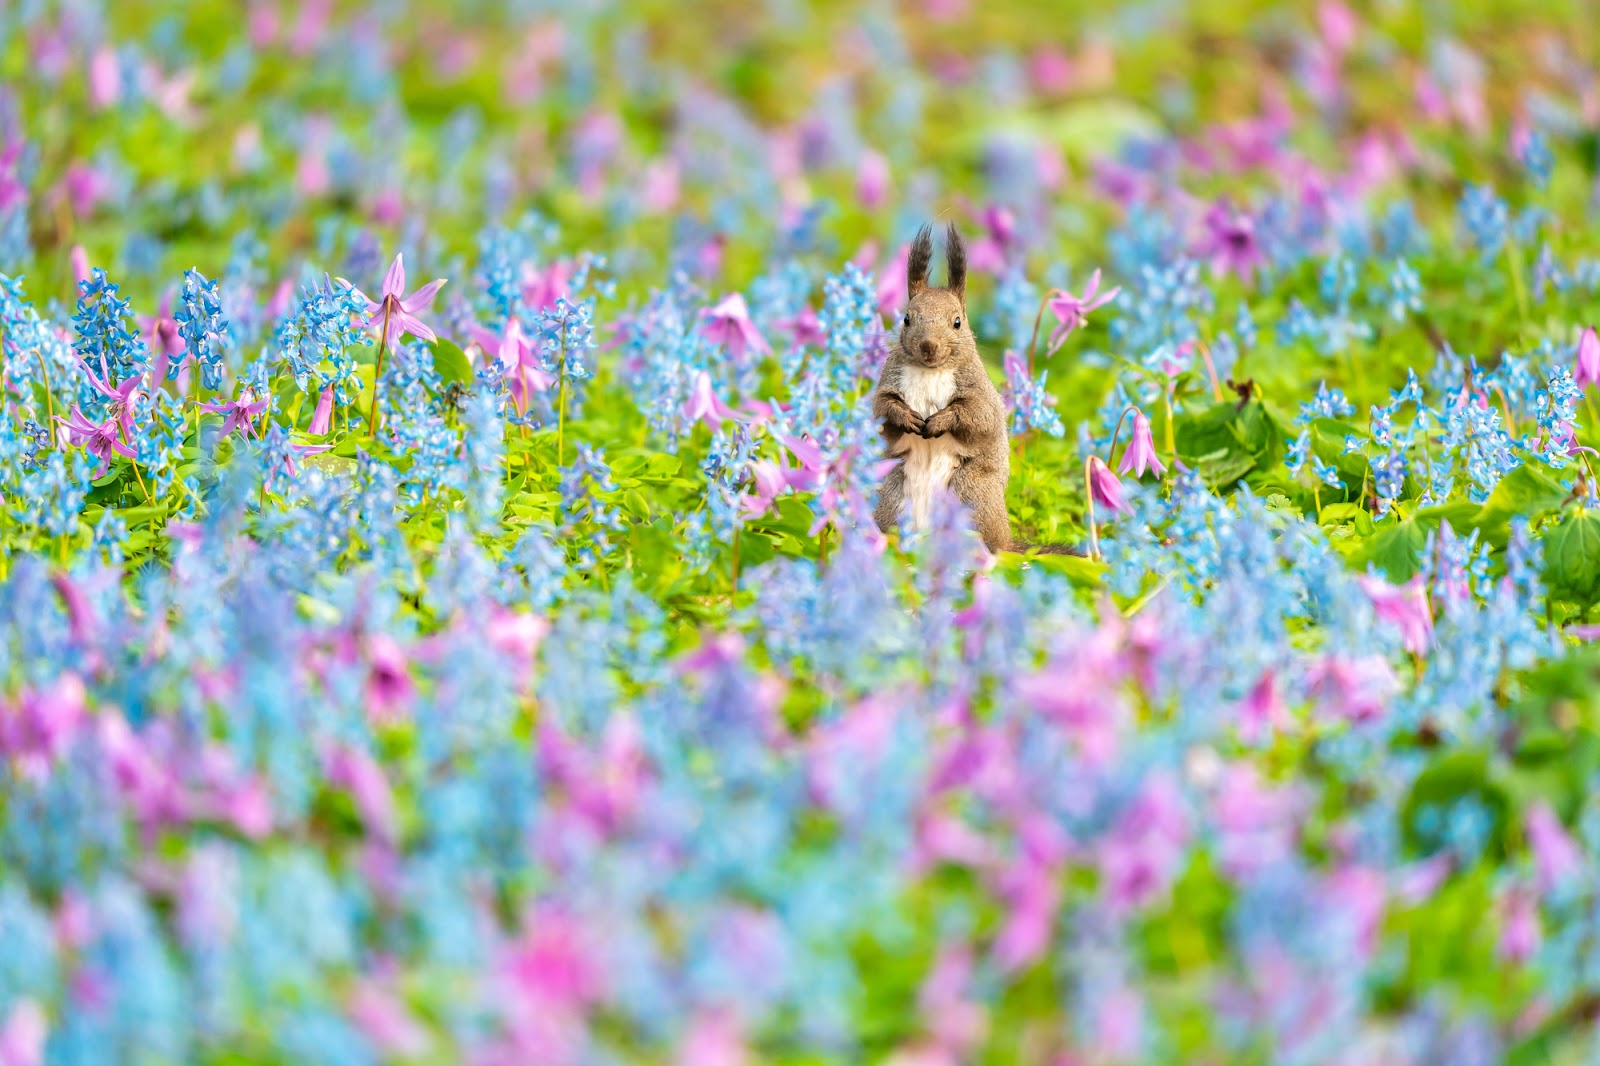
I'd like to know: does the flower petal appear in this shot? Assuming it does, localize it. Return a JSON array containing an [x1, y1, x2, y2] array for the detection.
[[382, 254, 406, 299], [399, 278, 445, 313]]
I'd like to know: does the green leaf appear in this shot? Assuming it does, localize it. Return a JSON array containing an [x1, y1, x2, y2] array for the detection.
[[430, 338, 474, 388], [1348, 517, 1427, 581], [1543, 507, 1600, 608], [1175, 399, 1287, 491], [1472, 462, 1570, 543]]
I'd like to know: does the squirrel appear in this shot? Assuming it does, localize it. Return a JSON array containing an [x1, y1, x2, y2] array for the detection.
[[872, 222, 1079, 556]]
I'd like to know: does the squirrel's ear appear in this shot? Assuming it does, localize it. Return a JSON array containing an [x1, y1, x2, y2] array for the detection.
[[945, 222, 967, 304], [907, 223, 934, 299]]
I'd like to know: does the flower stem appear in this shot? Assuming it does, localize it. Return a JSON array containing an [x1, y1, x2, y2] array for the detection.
[[1505, 242, 1530, 340], [1162, 385, 1177, 461], [36, 346, 59, 447], [556, 338, 568, 467], [1083, 454, 1100, 560], [1106, 405, 1136, 470], [1198, 338, 1224, 402], [1494, 385, 1518, 436], [118, 421, 153, 505], [1024, 291, 1059, 375], [367, 303, 392, 440]]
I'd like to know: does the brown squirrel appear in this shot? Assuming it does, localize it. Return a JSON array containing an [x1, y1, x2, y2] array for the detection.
[[872, 223, 1078, 555]]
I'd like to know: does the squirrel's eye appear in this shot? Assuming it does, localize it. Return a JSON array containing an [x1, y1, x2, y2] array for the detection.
[[902, 314, 910, 328], [953, 316, 962, 330]]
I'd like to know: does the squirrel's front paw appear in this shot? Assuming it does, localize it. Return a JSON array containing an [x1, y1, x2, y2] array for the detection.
[[883, 406, 924, 436], [921, 409, 957, 438]]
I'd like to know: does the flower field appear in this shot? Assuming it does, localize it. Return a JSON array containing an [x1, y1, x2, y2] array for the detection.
[[6, 1, 1600, 1062]]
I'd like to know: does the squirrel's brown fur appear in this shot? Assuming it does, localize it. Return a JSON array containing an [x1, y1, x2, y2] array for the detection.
[[872, 223, 1078, 556]]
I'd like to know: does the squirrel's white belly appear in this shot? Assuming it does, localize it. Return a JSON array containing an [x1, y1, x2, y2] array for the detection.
[[894, 365, 963, 531]]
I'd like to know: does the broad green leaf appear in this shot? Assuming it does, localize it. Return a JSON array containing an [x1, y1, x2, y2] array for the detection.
[[430, 338, 474, 388], [1349, 517, 1427, 581], [1543, 507, 1600, 608]]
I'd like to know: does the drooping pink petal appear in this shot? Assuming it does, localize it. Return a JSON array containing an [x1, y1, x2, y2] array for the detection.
[[1116, 410, 1166, 478], [1575, 326, 1600, 389], [309, 385, 335, 435], [684, 370, 742, 431]]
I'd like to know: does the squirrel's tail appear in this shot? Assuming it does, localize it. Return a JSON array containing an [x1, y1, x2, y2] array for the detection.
[[1006, 540, 1085, 557]]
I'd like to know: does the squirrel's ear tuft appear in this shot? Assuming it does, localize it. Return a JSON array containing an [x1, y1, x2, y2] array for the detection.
[[907, 223, 934, 299], [945, 222, 966, 303]]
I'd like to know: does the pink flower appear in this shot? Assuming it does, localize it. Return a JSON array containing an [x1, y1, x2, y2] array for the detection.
[[1306, 653, 1399, 723], [1046, 269, 1120, 353], [142, 292, 184, 387], [1116, 409, 1165, 478], [496, 904, 603, 1058], [876, 244, 910, 314], [0, 673, 88, 782], [215, 774, 273, 839], [1318, 1, 1358, 55], [776, 306, 827, 349], [55, 405, 136, 477], [779, 434, 826, 489], [1357, 573, 1434, 653], [88, 46, 120, 108], [1196, 200, 1266, 282], [1087, 455, 1126, 513], [856, 149, 890, 210], [348, 981, 431, 1059], [1095, 986, 1145, 1061], [269, 441, 333, 487], [365, 634, 415, 726], [1029, 46, 1074, 94], [522, 260, 572, 311], [1212, 762, 1303, 877], [1099, 772, 1190, 912], [1240, 670, 1288, 742], [684, 370, 742, 431], [473, 320, 554, 414], [993, 856, 1060, 970], [1575, 327, 1600, 389], [700, 293, 769, 362], [641, 158, 680, 213], [1498, 888, 1540, 964], [742, 459, 789, 519], [676, 1011, 747, 1066], [198, 390, 270, 440], [60, 162, 109, 218], [325, 744, 398, 843], [0, 998, 46, 1066], [339, 254, 446, 348], [70, 244, 91, 286], [309, 385, 335, 435], [1527, 802, 1582, 893]]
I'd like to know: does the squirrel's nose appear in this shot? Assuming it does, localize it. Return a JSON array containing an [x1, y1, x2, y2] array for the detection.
[[919, 339, 937, 358]]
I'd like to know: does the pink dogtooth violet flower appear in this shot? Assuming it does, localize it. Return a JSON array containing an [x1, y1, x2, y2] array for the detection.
[[338, 254, 446, 348], [198, 390, 271, 440], [1046, 269, 1120, 353], [699, 293, 769, 362], [1574, 326, 1600, 389], [1357, 573, 1434, 653], [1087, 455, 1127, 513], [684, 370, 742, 431], [472, 319, 554, 415], [856, 149, 890, 210], [309, 385, 335, 435], [1117, 409, 1166, 478]]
